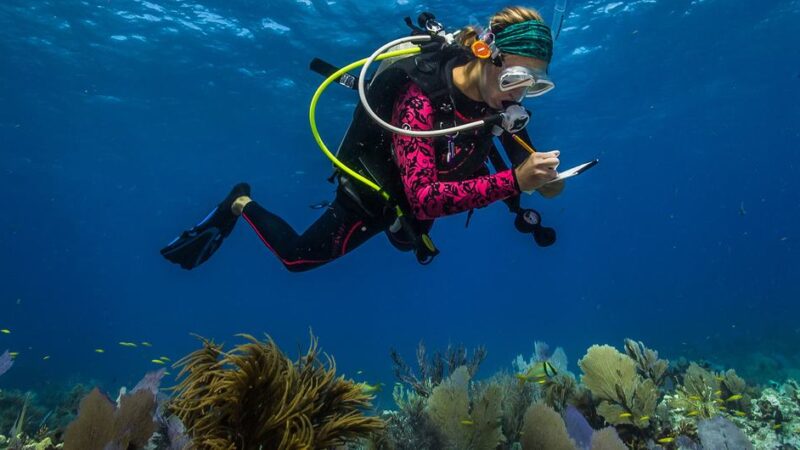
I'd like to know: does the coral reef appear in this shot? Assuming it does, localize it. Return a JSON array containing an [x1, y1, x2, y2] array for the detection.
[[733, 379, 800, 449], [3, 336, 800, 450], [170, 333, 383, 449]]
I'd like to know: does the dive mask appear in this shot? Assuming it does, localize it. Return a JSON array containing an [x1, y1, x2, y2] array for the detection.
[[498, 65, 555, 98]]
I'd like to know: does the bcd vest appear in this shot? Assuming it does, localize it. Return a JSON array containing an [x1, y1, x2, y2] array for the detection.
[[333, 43, 498, 216]]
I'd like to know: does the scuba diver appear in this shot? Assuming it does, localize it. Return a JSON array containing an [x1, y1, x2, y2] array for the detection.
[[161, 6, 568, 272]]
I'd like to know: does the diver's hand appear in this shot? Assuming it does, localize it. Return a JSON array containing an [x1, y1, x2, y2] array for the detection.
[[537, 179, 564, 198], [514, 150, 560, 192]]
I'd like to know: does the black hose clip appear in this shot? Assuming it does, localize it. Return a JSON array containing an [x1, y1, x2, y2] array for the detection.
[[514, 208, 556, 247], [404, 12, 443, 37]]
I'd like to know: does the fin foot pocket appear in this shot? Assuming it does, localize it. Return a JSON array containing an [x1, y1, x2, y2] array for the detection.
[[160, 182, 251, 270]]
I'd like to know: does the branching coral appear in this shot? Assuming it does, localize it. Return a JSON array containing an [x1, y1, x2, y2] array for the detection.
[[578, 345, 658, 429], [665, 363, 750, 421], [489, 372, 537, 443], [384, 385, 442, 450], [623, 339, 668, 388], [390, 342, 487, 397], [170, 333, 384, 450], [543, 373, 579, 413]]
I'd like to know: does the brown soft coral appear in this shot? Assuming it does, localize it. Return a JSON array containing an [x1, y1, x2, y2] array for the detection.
[[63, 387, 157, 450], [170, 333, 384, 450]]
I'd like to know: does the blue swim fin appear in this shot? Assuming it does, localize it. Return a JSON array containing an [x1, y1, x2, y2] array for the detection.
[[160, 183, 250, 270]]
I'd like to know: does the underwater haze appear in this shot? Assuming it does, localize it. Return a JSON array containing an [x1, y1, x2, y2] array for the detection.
[[1, 0, 799, 416]]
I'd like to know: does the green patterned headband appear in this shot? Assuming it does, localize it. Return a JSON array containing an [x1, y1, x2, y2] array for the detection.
[[493, 19, 553, 63]]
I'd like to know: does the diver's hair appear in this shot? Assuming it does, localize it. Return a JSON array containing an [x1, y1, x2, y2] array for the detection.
[[456, 6, 545, 47]]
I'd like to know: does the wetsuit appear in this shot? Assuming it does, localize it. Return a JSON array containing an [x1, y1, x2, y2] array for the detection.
[[239, 79, 531, 272]]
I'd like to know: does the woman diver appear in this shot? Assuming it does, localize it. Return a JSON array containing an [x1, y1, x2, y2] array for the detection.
[[161, 6, 565, 272]]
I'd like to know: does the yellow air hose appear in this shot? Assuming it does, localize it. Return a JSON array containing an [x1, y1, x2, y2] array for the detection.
[[308, 46, 422, 208], [307, 45, 438, 256]]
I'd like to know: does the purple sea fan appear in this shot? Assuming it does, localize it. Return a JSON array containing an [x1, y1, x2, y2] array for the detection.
[[565, 405, 593, 450], [0, 350, 13, 376], [133, 368, 166, 396], [166, 416, 192, 450], [697, 416, 754, 450]]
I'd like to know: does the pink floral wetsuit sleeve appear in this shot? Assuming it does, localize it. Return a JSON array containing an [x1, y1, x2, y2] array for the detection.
[[391, 82, 520, 220]]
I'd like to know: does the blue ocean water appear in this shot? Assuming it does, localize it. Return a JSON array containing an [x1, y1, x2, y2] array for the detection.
[[0, 0, 798, 406]]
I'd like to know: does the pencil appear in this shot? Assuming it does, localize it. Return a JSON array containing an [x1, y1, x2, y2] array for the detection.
[[512, 134, 537, 154]]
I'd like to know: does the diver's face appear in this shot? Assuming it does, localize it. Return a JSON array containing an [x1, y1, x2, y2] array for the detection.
[[479, 54, 549, 110]]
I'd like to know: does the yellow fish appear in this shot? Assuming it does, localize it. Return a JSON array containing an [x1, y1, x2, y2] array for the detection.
[[639, 415, 650, 422], [715, 376, 725, 381], [151, 359, 165, 365], [164, 371, 171, 376], [619, 413, 633, 419], [460, 419, 474, 426], [714, 390, 722, 396], [42, 355, 50, 360], [515, 361, 558, 384], [726, 394, 743, 402], [359, 382, 383, 394], [714, 398, 725, 404], [657, 437, 675, 444], [95, 348, 105, 353], [9, 352, 18, 357], [0, 329, 10, 334], [733, 410, 747, 417], [159, 356, 171, 362], [119, 342, 137, 348], [688, 395, 702, 401], [141, 342, 152, 347], [687, 410, 701, 417], [773, 424, 782, 430]]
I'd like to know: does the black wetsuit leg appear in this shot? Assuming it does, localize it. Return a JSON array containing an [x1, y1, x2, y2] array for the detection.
[[240, 190, 388, 272]]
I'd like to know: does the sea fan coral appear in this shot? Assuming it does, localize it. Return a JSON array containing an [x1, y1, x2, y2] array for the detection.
[[520, 403, 575, 450], [697, 416, 754, 449], [424, 366, 505, 450], [62, 387, 157, 450], [170, 333, 384, 450], [578, 345, 658, 429], [589, 427, 627, 450]]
